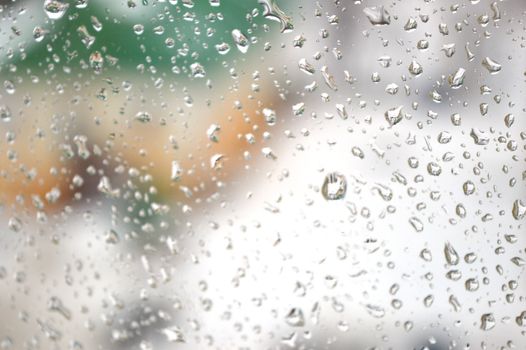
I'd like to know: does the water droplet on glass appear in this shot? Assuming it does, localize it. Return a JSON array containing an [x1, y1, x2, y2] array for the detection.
[[512, 200, 525, 220], [465, 278, 479, 291], [171, 161, 183, 181], [77, 25, 95, 49], [408, 60, 423, 76], [207, 124, 221, 142], [0, 105, 12, 122], [285, 308, 305, 327], [231, 29, 249, 53], [298, 58, 315, 75], [384, 106, 404, 126], [162, 326, 185, 343], [480, 313, 496, 331], [363, 6, 391, 26], [44, 0, 69, 20], [482, 57, 501, 74], [470, 128, 489, 145], [190, 62, 206, 78], [444, 242, 459, 265], [322, 172, 347, 200], [365, 304, 385, 318], [210, 154, 225, 170], [8, 217, 23, 232], [75, 0, 88, 9], [33, 26, 47, 42], [215, 42, 231, 55], [89, 51, 104, 74], [404, 17, 417, 31], [463, 181, 476, 196], [97, 176, 120, 197], [258, 0, 294, 33], [448, 68, 466, 89], [427, 162, 442, 176], [4, 80, 15, 95], [409, 217, 424, 232], [516, 311, 526, 327], [262, 108, 277, 126], [135, 111, 152, 123]]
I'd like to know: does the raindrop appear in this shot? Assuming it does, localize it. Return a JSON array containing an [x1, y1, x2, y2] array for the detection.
[[298, 58, 315, 75], [427, 162, 442, 176], [0, 105, 12, 122], [444, 242, 459, 265], [8, 217, 23, 232], [365, 304, 386, 318], [463, 181, 476, 196], [480, 313, 496, 331], [44, 0, 69, 20], [231, 29, 249, 53], [322, 172, 347, 200], [171, 161, 183, 181], [409, 217, 424, 232], [448, 68, 466, 89], [135, 111, 152, 123], [262, 108, 277, 126], [404, 17, 417, 31], [89, 51, 104, 74], [285, 308, 305, 327], [363, 6, 391, 26], [384, 106, 404, 126], [162, 326, 185, 343], [408, 61, 423, 76], [482, 57, 501, 74], [470, 128, 489, 145], [511, 200, 525, 220], [258, 0, 294, 33], [190, 62, 206, 78], [207, 124, 221, 142], [215, 42, 231, 55]]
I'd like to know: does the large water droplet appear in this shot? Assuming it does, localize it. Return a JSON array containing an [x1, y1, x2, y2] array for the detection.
[[231, 29, 249, 53], [44, 0, 69, 20], [258, 0, 294, 33], [480, 313, 496, 331], [512, 200, 525, 220], [363, 6, 391, 26], [448, 68, 466, 89], [482, 57, 501, 74], [322, 172, 347, 200]]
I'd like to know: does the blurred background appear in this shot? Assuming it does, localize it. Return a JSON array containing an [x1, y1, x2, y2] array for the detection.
[[0, 0, 525, 349]]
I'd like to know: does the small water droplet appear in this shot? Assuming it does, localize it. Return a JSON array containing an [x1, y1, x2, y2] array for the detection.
[[285, 308, 305, 327], [171, 161, 183, 181], [135, 111, 152, 123], [190, 62, 206, 78], [262, 108, 277, 126], [408, 60, 423, 76], [409, 217, 424, 232], [207, 124, 220, 142], [162, 326, 185, 343], [0, 105, 12, 122]]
